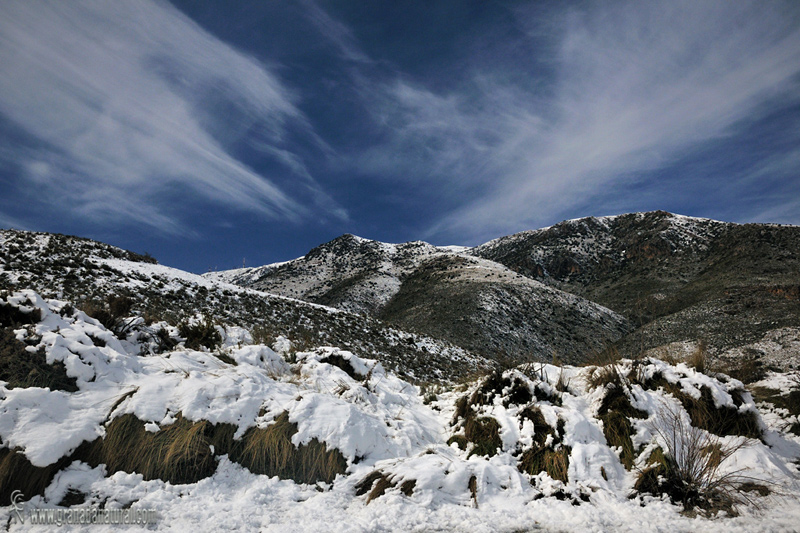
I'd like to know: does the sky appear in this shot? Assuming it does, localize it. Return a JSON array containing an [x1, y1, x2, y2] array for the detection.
[[1, 0, 799, 273]]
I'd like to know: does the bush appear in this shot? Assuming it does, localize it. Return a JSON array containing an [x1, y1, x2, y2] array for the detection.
[[81, 295, 136, 339], [636, 402, 760, 516], [179, 315, 222, 351], [0, 328, 78, 391]]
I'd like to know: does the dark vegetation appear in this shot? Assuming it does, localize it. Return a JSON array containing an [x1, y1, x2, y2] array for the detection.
[[0, 299, 78, 391], [474, 211, 800, 362], [0, 410, 348, 502]]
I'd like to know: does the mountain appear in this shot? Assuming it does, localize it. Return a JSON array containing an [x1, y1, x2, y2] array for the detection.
[[3, 222, 800, 529], [207, 234, 632, 364], [0, 229, 490, 383], [473, 211, 800, 362]]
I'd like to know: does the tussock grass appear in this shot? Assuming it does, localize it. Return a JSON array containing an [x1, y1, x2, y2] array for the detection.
[[81, 410, 345, 486], [354, 470, 400, 503], [85, 413, 226, 485], [0, 300, 41, 327], [319, 353, 364, 380], [600, 411, 638, 469], [354, 470, 384, 496], [642, 373, 762, 439], [463, 416, 502, 458], [400, 479, 416, 496], [517, 406, 570, 482], [518, 447, 571, 483], [635, 403, 763, 516], [592, 372, 647, 470], [0, 328, 78, 392], [0, 447, 82, 503], [229, 412, 346, 484], [468, 474, 478, 507], [686, 341, 708, 374], [179, 315, 222, 351]]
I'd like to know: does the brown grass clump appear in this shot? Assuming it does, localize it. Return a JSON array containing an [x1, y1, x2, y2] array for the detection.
[[319, 353, 364, 380], [518, 447, 571, 483], [0, 301, 41, 327], [596, 379, 647, 470], [81, 410, 346, 487], [179, 315, 222, 351], [0, 447, 83, 503], [354, 470, 384, 496], [229, 412, 347, 484], [587, 363, 624, 390], [516, 406, 570, 483], [601, 411, 639, 470], [686, 341, 708, 374], [468, 474, 478, 507], [85, 413, 226, 485], [400, 479, 416, 497], [463, 416, 502, 458], [642, 372, 762, 440]]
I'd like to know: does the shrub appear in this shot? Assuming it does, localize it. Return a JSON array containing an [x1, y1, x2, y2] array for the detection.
[[636, 402, 759, 516], [179, 315, 222, 351], [0, 328, 78, 392], [81, 295, 136, 339]]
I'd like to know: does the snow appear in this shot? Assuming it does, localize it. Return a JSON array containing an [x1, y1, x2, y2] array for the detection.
[[2, 291, 800, 532]]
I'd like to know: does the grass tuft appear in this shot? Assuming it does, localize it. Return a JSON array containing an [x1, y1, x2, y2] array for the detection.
[[229, 412, 347, 484], [0, 328, 78, 392]]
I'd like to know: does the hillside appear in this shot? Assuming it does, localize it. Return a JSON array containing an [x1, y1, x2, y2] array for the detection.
[[473, 211, 800, 363], [1, 289, 799, 531], [207, 234, 631, 364], [0, 229, 489, 383]]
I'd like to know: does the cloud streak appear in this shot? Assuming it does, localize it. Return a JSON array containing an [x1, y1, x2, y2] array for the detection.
[[0, 0, 337, 234], [344, 0, 800, 241]]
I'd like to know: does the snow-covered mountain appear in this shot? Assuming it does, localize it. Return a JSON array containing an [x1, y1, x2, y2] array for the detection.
[[205, 234, 631, 364], [209, 211, 800, 369], [473, 211, 800, 363], [0, 229, 489, 383], [2, 219, 800, 530]]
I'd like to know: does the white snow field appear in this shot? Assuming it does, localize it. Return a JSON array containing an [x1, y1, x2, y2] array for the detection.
[[1, 290, 800, 532]]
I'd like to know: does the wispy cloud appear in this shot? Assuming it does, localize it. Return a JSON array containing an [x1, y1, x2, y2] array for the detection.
[[0, 1, 340, 235], [342, 0, 800, 241], [0, 212, 29, 231]]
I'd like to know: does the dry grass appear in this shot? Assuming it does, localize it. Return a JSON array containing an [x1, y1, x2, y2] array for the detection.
[[518, 447, 571, 483], [468, 474, 478, 507], [229, 412, 346, 484], [80, 410, 345, 486], [463, 416, 502, 458], [85, 413, 224, 485], [600, 411, 638, 470], [642, 373, 762, 439], [635, 402, 762, 516], [587, 363, 624, 390], [179, 315, 222, 351], [686, 340, 709, 374], [0, 447, 80, 503]]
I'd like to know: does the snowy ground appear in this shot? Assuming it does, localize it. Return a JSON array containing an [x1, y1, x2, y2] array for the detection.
[[2, 290, 800, 532]]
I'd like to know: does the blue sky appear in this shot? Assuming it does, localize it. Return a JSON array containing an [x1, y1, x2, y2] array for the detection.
[[1, 1, 799, 273]]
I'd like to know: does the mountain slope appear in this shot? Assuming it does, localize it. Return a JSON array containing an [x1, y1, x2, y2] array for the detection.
[[0, 229, 490, 382], [473, 211, 800, 360], [208, 234, 631, 363]]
